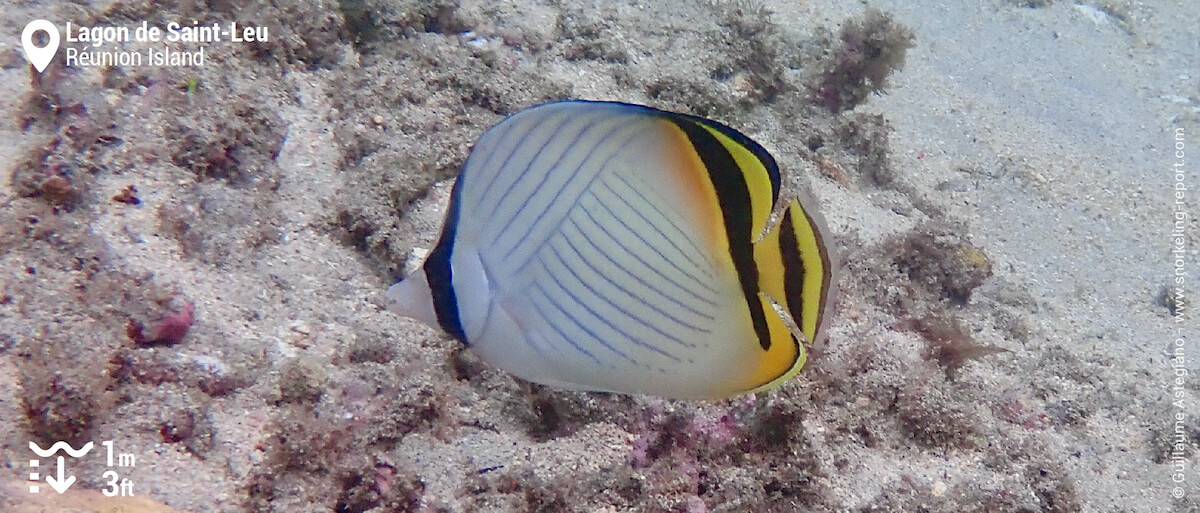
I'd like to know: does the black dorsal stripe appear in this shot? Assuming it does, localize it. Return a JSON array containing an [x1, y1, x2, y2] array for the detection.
[[668, 117, 773, 351], [424, 177, 469, 344], [668, 111, 781, 202], [778, 210, 808, 336]]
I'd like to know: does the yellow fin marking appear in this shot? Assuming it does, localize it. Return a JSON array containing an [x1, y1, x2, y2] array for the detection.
[[743, 197, 836, 392], [695, 123, 775, 236], [746, 294, 806, 393], [788, 199, 829, 344]]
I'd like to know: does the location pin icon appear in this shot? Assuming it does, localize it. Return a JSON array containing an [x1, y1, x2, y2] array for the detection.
[[22, 20, 60, 73]]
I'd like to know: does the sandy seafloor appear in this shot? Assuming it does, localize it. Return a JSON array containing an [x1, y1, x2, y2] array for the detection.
[[1, 0, 1198, 512]]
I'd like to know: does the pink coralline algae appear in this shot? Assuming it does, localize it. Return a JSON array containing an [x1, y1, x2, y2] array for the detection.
[[152, 302, 196, 344], [130, 302, 196, 346]]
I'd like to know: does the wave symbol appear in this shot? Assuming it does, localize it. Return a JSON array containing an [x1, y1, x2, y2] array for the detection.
[[29, 441, 93, 458]]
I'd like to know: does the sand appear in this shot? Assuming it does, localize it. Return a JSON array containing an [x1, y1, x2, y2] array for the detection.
[[0, 0, 1196, 512]]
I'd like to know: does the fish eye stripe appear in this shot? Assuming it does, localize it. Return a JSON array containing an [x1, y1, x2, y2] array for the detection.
[[424, 176, 469, 344]]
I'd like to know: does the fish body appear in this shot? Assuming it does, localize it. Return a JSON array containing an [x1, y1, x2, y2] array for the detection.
[[389, 100, 836, 399]]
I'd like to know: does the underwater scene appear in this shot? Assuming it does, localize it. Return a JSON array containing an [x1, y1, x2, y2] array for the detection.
[[0, 0, 1196, 511]]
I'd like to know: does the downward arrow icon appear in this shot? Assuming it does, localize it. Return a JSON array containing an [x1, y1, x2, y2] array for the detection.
[[45, 456, 76, 494]]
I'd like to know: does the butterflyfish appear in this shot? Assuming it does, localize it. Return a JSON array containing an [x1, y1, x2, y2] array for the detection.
[[389, 100, 837, 400]]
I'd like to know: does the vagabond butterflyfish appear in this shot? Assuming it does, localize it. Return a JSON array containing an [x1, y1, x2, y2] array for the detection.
[[389, 100, 837, 400]]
